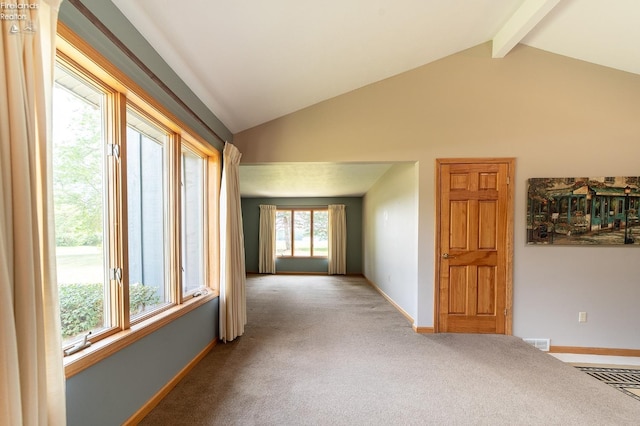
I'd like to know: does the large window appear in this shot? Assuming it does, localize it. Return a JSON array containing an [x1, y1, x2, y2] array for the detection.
[[181, 145, 206, 296], [54, 25, 220, 373], [276, 209, 328, 257], [126, 108, 171, 320], [53, 63, 109, 347]]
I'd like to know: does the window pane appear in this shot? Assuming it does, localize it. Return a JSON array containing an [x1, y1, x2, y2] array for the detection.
[[182, 146, 205, 295], [313, 211, 328, 256], [276, 211, 291, 256], [53, 64, 109, 346], [293, 211, 311, 256], [126, 108, 170, 319]]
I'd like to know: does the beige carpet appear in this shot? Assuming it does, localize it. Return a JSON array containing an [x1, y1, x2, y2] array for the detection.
[[141, 274, 640, 425]]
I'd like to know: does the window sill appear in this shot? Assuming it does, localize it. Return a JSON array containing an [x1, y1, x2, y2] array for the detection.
[[63, 291, 217, 378]]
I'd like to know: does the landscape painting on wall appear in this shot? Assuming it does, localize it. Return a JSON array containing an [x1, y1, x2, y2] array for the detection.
[[527, 176, 640, 245]]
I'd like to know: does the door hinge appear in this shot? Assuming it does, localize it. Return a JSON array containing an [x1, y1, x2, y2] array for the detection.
[[506, 176, 510, 185], [504, 308, 508, 316], [107, 143, 120, 161]]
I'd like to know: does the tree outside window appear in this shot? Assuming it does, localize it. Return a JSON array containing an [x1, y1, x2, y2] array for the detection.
[[52, 54, 217, 352], [276, 209, 328, 257]]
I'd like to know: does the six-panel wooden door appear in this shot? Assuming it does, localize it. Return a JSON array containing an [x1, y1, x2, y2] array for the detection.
[[436, 159, 514, 334]]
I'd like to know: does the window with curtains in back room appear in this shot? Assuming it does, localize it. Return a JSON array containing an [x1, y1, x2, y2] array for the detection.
[[52, 26, 219, 362], [275, 209, 328, 257]]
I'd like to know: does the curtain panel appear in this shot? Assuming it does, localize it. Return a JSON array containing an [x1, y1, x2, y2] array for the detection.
[[219, 142, 247, 342], [258, 204, 276, 274], [0, 1, 67, 424], [328, 204, 347, 275]]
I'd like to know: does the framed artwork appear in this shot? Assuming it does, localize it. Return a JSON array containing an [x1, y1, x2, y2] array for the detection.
[[527, 177, 640, 245]]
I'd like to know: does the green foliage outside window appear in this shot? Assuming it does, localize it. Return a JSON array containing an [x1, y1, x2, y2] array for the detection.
[[276, 209, 328, 256], [59, 282, 160, 340], [52, 82, 104, 247]]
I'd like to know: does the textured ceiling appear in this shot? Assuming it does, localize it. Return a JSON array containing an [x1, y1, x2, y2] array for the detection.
[[239, 163, 395, 198]]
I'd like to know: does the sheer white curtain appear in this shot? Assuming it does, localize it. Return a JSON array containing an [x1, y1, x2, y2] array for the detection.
[[328, 204, 347, 275], [219, 142, 246, 342], [258, 204, 276, 274], [0, 1, 66, 424]]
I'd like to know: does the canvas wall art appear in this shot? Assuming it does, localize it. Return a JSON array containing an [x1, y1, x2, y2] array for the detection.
[[527, 177, 640, 245]]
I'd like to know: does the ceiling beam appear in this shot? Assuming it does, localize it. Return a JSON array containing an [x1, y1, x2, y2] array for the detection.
[[492, 0, 561, 58]]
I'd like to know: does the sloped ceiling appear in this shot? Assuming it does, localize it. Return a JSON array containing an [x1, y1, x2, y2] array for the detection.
[[109, 0, 640, 197]]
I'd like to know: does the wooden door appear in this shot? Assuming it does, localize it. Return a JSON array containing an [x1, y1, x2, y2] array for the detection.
[[436, 159, 514, 334]]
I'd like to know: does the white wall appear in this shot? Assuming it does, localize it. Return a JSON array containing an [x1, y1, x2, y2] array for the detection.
[[514, 246, 640, 348], [234, 42, 640, 349], [363, 163, 418, 321]]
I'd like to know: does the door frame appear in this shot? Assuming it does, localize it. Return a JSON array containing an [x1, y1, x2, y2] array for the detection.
[[434, 157, 515, 334]]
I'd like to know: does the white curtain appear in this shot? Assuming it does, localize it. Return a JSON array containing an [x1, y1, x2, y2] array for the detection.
[[0, 1, 66, 424], [258, 204, 276, 274], [219, 142, 246, 342], [328, 204, 347, 275]]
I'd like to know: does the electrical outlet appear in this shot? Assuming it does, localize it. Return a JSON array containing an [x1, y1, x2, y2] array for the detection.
[[578, 312, 587, 323]]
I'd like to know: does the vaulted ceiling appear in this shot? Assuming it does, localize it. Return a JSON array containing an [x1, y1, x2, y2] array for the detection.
[[109, 0, 640, 197]]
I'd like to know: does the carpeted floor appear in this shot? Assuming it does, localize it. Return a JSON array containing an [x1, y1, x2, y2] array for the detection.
[[141, 274, 640, 425]]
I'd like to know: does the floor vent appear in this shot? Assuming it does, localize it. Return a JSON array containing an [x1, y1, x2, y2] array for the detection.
[[576, 367, 640, 401], [523, 338, 550, 352]]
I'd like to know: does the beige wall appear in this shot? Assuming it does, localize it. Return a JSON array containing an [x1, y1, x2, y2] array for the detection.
[[234, 42, 640, 349], [363, 163, 418, 319], [235, 42, 640, 164]]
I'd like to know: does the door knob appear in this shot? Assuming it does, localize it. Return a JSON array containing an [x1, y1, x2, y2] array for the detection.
[[442, 253, 455, 259]]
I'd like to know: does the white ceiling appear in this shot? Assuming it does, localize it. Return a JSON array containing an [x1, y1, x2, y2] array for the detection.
[[110, 0, 640, 197], [240, 163, 394, 197]]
